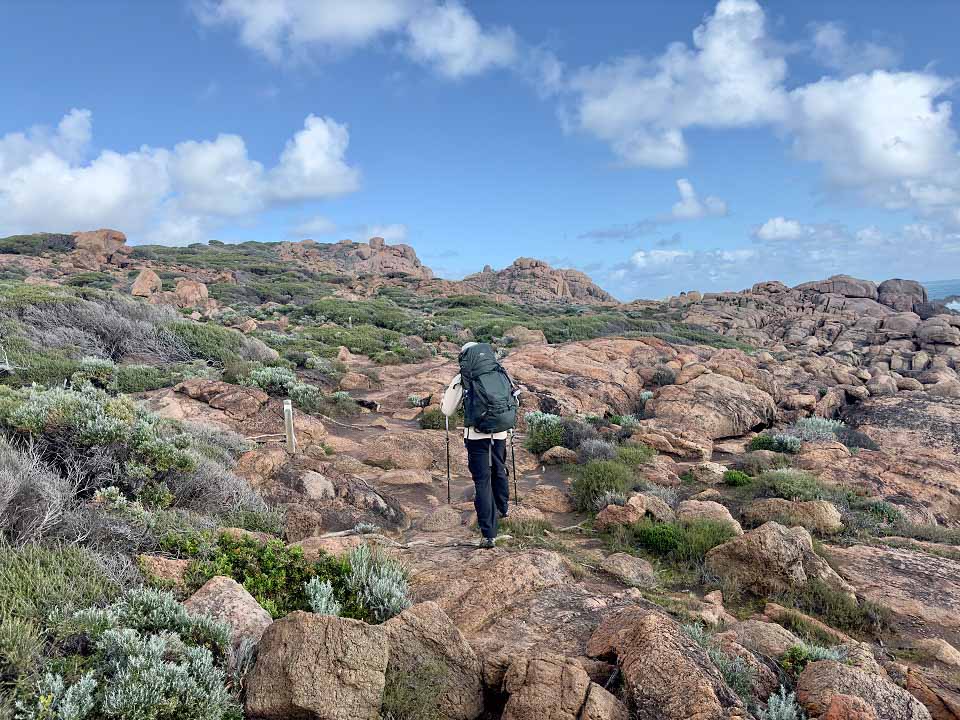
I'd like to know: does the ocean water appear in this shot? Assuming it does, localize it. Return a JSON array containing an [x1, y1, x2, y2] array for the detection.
[[949, 301, 960, 312], [925, 279, 960, 300]]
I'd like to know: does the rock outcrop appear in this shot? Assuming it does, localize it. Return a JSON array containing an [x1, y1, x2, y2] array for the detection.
[[184, 576, 272, 650], [705, 522, 853, 596], [245, 612, 389, 720], [587, 607, 748, 720], [462, 257, 616, 304], [278, 237, 434, 280]]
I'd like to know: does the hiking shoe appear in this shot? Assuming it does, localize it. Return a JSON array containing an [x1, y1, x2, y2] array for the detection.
[[478, 537, 496, 550], [498, 508, 509, 520]]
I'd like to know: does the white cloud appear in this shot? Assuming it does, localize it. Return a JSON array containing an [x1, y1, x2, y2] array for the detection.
[[267, 114, 360, 200], [562, 0, 960, 224], [630, 249, 691, 268], [671, 178, 727, 219], [607, 217, 960, 299], [197, 0, 517, 79], [0, 109, 361, 243], [405, 2, 516, 79], [810, 22, 899, 75], [567, 0, 788, 168], [787, 71, 958, 196], [362, 223, 408, 242], [292, 215, 337, 236], [194, 0, 419, 61], [753, 216, 803, 241], [170, 134, 265, 216]]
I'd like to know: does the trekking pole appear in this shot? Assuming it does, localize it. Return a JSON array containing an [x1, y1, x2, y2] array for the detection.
[[510, 429, 519, 504], [445, 414, 451, 505]]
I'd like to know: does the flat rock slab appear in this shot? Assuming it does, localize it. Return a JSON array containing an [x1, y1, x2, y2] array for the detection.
[[829, 544, 960, 642]]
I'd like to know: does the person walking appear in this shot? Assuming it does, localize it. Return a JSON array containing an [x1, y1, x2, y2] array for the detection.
[[441, 341, 519, 549]]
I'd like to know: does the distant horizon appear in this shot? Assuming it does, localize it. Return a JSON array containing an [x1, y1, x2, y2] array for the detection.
[[122, 231, 960, 303]]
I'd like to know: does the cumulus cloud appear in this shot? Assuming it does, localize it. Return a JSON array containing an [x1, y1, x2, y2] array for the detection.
[[562, 0, 960, 224], [809, 22, 899, 75], [753, 216, 803, 241], [566, 0, 788, 167], [194, 0, 419, 61], [671, 178, 727, 219], [267, 115, 360, 199], [0, 109, 361, 243], [405, 2, 516, 79], [197, 0, 517, 79]]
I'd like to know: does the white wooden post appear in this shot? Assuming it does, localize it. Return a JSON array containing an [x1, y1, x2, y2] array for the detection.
[[283, 399, 297, 454]]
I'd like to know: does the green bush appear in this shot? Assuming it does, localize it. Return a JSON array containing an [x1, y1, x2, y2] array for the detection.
[[758, 469, 853, 504], [168, 321, 246, 364], [419, 407, 461, 430], [111, 364, 181, 393], [0, 544, 120, 684], [185, 535, 354, 620], [780, 642, 845, 676], [184, 536, 408, 624], [524, 412, 564, 454], [723, 470, 752, 487], [758, 686, 804, 720], [616, 444, 655, 468], [571, 461, 632, 512], [241, 365, 297, 394], [652, 365, 677, 386], [681, 623, 754, 705], [632, 519, 737, 564], [14, 588, 240, 720], [749, 433, 802, 454], [0, 232, 75, 256], [778, 579, 890, 635]]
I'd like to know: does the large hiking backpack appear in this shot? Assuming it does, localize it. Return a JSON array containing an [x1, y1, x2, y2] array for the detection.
[[459, 342, 518, 434]]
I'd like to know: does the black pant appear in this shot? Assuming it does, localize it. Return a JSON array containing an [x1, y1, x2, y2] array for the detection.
[[465, 438, 510, 539]]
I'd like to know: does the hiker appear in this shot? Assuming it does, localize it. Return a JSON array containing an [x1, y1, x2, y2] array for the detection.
[[441, 341, 520, 549]]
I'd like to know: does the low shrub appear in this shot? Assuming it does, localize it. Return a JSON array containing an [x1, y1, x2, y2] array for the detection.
[[758, 469, 855, 507], [0, 544, 121, 685], [524, 412, 564, 454], [778, 579, 890, 636], [241, 365, 297, 394], [501, 517, 553, 538], [184, 536, 408, 624], [571, 461, 632, 512], [758, 686, 805, 720], [749, 433, 802, 454], [632, 519, 737, 564], [609, 413, 640, 431], [681, 623, 754, 705], [13, 588, 240, 720], [723, 470, 752, 487], [735, 451, 792, 476], [592, 491, 628, 512], [419, 407, 459, 430], [652, 365, 676, 386], [615, 444, 655, 468], [577, 439, 617, 463], [786, 417, 845, 443], [560, 417, 599, 450], [780, 642, 846, 676]]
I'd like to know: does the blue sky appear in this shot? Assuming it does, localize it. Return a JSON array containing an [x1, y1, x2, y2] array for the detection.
[[1, 0, 959, 300]]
